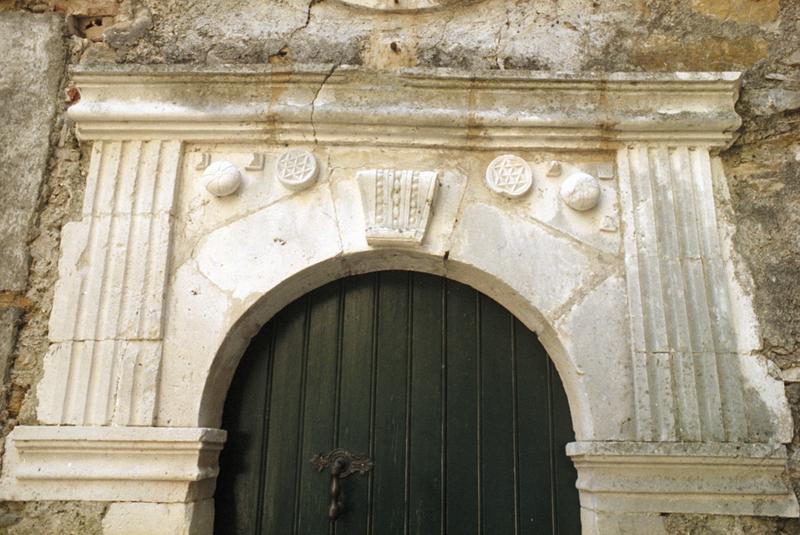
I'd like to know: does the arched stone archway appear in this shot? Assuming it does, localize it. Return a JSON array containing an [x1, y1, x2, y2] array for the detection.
[[1, 65, 796, 534]]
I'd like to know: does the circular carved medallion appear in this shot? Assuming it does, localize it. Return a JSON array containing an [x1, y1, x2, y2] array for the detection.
[[560, 172, 601, 211], [202, 160, 241, 197], [275, 149, 319, 191], [484, 154, 533, 198]]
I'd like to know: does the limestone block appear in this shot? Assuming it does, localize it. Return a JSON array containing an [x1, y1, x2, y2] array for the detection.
[[581, 510, 668, 535], [331, 165, 466, 257], [513, 157, 621, 256], [158, 260, 237, 427], [553, 275, 635, 441], [740, 353, 794, 443], [195, 185, 342, 301], [174, 148, 305, 268], [0, 12, 64, 291], [448, 202, 605, 322], [0, 426, 226, 503], [568, 441, 799, 517], [68, 66, 742, 149], [103, 500, 213, 535]]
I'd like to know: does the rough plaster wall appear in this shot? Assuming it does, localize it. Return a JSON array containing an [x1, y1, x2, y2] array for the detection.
[[0, 0, 799, 532]]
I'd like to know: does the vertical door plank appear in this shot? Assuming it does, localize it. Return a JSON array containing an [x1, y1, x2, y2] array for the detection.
[[297, 283, 343, 534], [550, 361, 581, 535], [478, 296, 516, 534], [214, 327, 272, 535], [261, 298, 309, 534], [371, 271, 411, 534], [336, 274, 377, 534], [444, 279, 480, 535], [514, 323, 554, 535], [408, 273, 444, 535]]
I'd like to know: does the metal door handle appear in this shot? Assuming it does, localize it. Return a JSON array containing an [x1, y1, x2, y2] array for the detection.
[[311, 449, 373, 521]]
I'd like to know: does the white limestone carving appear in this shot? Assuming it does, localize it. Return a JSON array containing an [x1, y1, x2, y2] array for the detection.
[[68, 66, 743, 149], [357, 168, 438, 246], [568, 441, 799, 517], [202, 160, 241, 197], [484, 154, 533, 198], [194, 152, 210, 170], [614, 146, 784, 443], [596, 162, 615, 180], [14, 65, 794, 532], [560, 171, 601, 211], [275, 148, 319, 191], [103, 501, 214, 535], [245, 152, 265, 171], [3, 426, 225, 502], [41, 140, 182, 426], [547, 160, 562, 177]]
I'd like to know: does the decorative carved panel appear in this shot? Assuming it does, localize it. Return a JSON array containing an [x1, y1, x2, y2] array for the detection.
[[357, 168, 438, 246], [3, 65, 794, 529]]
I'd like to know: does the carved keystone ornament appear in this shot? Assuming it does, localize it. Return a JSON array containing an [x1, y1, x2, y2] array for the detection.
[[357, 168, 438, 246]]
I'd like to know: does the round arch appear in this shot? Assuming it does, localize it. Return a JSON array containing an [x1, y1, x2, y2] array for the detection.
[[214, 268, 582, 534], [198, 252, 593, 436]]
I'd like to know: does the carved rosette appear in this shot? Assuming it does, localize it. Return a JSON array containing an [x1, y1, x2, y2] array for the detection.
[[357, 169, 438, 246], [202, 160, 242, 197]]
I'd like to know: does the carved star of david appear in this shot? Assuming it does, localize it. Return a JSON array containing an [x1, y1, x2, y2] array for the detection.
[[485, 154, 532, 198], [275, 149, 319, 191]]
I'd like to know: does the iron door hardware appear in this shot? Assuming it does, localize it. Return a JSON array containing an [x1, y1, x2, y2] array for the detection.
[[310, 449, 373, 521]]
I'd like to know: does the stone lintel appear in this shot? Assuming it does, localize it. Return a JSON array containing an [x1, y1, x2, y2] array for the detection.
[[1, 425, 226, 503], [567, 441, 799, 518], [68, 64, 742, 148]]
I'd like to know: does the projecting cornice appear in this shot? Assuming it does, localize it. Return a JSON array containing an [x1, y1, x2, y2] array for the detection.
[[68, 64, 742, 149]]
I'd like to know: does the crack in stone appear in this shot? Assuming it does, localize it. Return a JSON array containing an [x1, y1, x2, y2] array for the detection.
[[310, 63, 338, 145], [489, 7, 512, 69], [285, 0, 325, 48]]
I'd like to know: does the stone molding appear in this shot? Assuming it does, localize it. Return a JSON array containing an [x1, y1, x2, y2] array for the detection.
[[568, 441, 799, 518], [3, 426, 225, 502], [3, 64, 794, 531], [68, 65, 742, 148], [38, 140, 183, 426], [618, 146, 766, 442]]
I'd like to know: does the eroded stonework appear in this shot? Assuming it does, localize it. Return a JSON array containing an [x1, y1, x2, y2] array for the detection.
[[335, 0, 478, 12], [0, 64, 794, 535]]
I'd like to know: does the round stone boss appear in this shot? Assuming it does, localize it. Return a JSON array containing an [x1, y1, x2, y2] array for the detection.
[[275, 149, 319, 191], [560, 171, 601, 211], [202, 160, 242, 197], [484, 154, 534, 198]]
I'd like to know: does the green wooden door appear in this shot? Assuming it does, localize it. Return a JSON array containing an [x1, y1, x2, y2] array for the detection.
[[215, 271, 580, 534]]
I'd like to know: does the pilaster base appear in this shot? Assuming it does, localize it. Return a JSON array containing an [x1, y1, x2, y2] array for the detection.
[[568, 441, 799, 518], [0, 426, 226, 502]]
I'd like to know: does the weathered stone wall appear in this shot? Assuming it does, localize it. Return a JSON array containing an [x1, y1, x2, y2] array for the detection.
[[0, 0, 798, 532]]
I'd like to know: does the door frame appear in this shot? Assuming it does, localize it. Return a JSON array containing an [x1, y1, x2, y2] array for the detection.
[[1, 65, 796, 535]]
